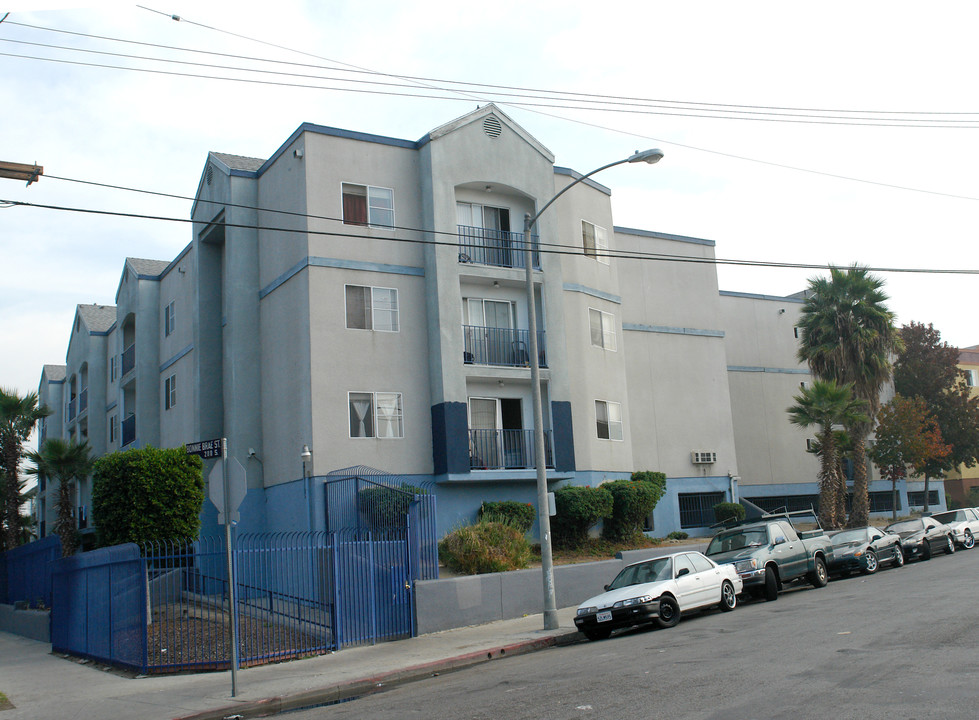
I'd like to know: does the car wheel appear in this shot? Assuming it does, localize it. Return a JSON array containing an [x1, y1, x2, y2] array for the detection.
[[656, 596, 681, 628], [964, 530, 975, 549], [920, 542, 931, 561], [719, 580, 737, 612], [763, 566, 779, 601], [808, 556, 829, 588], [584, 628, 611, 641], [945, 535, 956, 555], [860, 550, 879, 575], [892, 544, 905, 567]]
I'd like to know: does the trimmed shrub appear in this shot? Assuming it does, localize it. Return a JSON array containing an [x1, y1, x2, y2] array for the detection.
[[551, 485, 613, 548], [92, 446, 204, 547], [601, 472, 667, 542], [713, 502, 746, 525], [667, 531, 689, 540], [357, 482, 427, 530], [438, 520, 531, 574], [478, 501, 536, 533]]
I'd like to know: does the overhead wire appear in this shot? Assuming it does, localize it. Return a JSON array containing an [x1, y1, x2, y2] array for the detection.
[[3, 195, 977, 276]]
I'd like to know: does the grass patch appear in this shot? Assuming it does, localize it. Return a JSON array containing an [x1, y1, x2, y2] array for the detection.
[[0, 691, 14, 710]]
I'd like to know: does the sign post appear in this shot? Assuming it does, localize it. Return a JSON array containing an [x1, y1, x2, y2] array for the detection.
[[187, 437, 244, 697]]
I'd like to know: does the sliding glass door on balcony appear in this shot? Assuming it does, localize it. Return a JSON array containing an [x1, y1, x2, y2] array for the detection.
[[468, 397, 553, 470], [456, 202, 540, 270]]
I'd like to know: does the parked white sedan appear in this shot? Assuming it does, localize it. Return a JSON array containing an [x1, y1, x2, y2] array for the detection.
[[574, 551, 743, 641], [930, 508, 979, 549]]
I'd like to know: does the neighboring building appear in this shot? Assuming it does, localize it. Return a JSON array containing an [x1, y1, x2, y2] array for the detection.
[[944, 345, 979, 506], [36, 105, 935, 541]]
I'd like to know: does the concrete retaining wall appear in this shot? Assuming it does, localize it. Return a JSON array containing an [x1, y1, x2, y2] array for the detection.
[[0, 603, 50, 642], [415, 543, 706, 634]]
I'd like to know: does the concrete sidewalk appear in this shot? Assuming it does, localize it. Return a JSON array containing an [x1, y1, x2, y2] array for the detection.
[[0, 607, 582, 720]]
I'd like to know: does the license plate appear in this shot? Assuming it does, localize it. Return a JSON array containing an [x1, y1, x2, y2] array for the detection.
[[596, 610, 612, 623]]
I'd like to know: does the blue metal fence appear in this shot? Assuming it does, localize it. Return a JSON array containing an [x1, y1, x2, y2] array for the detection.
[[2, 534, 61, 607]]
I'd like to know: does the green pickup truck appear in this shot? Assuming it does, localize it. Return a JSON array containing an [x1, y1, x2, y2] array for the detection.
[[704, 512, 833, 601]]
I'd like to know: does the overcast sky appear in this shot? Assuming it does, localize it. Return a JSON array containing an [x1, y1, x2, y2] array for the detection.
[[2, 1, 978, 402]]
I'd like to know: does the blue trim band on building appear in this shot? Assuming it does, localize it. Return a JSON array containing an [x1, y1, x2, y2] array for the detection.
[[727, 365, 810, 375], [259, 256, 425, 300], [614, 227, 716, 247], [624, 323, 725, 338], [562, 283, 622, 305], [159, 344, 194, 373]]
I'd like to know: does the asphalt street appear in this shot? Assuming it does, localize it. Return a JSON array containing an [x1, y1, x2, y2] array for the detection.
[[289, 545, 979, 720]]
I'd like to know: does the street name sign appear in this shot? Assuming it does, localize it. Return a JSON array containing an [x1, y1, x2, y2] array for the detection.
[[185, 438, 223, 459]]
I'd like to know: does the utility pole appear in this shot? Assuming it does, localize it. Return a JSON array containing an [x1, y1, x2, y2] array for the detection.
[[0, 161, 43, 185]]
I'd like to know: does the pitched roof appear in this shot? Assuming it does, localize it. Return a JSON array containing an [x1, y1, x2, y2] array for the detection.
[[77, 303, 116, 333], [210, 152, 266, 172], [42, 364, 66, 381], [126, 257, 172, 277]]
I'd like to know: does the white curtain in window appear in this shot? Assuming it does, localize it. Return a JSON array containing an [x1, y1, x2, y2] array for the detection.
[[349, 393, 374, 437], [375, 393, 403, 438]]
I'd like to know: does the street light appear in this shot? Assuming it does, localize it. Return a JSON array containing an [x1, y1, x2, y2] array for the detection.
[[523, 148, 664, 630], [301, 445, 313, 532]]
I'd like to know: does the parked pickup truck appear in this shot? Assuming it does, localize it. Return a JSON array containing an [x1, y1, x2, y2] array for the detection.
[[704, 511, 833, 601]]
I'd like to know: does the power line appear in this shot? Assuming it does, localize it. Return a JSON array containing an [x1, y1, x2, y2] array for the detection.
[[4, 196, 977, 276]]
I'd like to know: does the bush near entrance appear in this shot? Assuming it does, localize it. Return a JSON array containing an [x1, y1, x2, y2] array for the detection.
[[551, 485, 613, 548], [601, 471, 667, 542], [438, 520, 531, 574], [91, 446, 204, 547], [713, 502, 746, 525]]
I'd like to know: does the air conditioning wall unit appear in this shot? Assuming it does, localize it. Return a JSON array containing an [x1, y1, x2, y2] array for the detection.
[[691, 450, 717, 464]]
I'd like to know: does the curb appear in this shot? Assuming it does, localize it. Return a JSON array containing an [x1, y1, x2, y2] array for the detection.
[[172, 630, 583, 720]]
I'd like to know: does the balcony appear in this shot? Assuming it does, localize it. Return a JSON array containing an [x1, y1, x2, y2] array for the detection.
[[469, 429, 554, 471], [463, 326, 547, 368], [457, 225, 540, 270], [78, 388, 88, 414], [121, 344, 135, 377], [121, 415, 136, 447]]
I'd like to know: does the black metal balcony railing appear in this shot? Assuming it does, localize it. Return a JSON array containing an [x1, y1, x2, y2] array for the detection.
[[463, 326, 547, 368], [457, 225, 541, 270], [469, 429, 554, 470], [67, 398, 76, 422], [121, 344, 136, 376], [78, 388, 88, 414], [121, 415, 136, 447]]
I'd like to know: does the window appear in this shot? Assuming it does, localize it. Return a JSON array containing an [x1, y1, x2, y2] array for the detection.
[[349, 391, 403, 438], [673, 554, 695, 577], [164, 301, 175, 337], [164, 374, 176, 410], [109, 415, 118, 443], [588, 308, 616, 351], [907, 490, 940, 507], [677, 492, 726, 529], [582, 221, 609, 264], [342, 183, 394, 227], [965, 369, 977, 387], [793, 327, 800, 339], [345, 285, 399, 332], [806, 438, 816, 451], [110, 355, 117, 382], [595, 400, 623, 441]]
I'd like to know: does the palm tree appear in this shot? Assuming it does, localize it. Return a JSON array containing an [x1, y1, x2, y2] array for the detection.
[[26, 438, 93, 557], [796, 266, 900, 527], [788, 380, 868, 529], [0, 389, 51, 551]]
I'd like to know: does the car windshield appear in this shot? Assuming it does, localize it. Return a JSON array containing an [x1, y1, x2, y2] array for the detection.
[[705, 528, 768, 555], [607, 557, 672, 590], [887, 520, 923, 534], [832, 529, 868, 545]]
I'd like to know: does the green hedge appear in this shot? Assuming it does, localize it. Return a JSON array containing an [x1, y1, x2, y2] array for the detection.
[[477, 501, 536, 533], [551, 485, 613, 548], [438, 520, 531, 574], [713, 502, 745, 525], [601, 472, 667, 542], [357, 482, 427, 530], [92, 446, 204, 547]]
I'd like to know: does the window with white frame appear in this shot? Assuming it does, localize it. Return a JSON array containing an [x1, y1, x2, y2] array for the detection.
[[164, 301, 175, 337], [110, 355, 117, 382], [109, 414, 117, 443], [595, 400, 623, 441], [345, 285, 399, 332], [588, 308, 616, 351], [164, 374, 176, 410], [349, 391, 403, 438], [582, 220, 609, 264], [341, 183, 394, 227], [964, 369, 977, 387]]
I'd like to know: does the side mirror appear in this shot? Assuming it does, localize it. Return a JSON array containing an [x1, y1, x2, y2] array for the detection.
[[604, 584, 610, 591], [676, 567, 690, 578]]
